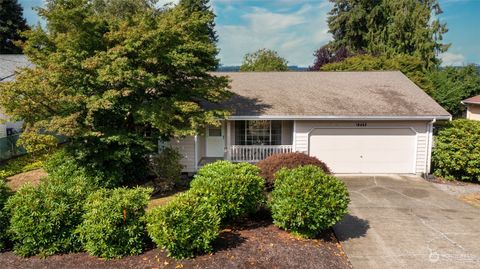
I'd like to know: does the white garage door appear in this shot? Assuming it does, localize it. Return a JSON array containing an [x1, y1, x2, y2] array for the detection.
[[309, 128, 416, 174]]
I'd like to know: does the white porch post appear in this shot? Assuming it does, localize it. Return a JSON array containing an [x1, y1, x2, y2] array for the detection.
[[226, 120, 232, 161], [292, 120, 297, 152], [194, 135, 198, 171]]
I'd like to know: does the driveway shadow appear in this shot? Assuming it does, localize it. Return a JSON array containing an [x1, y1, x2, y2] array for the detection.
[[334, 214, 370, 241]]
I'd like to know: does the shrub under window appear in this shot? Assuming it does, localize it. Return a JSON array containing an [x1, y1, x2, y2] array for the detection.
[[77, 187, 152, 259], [271, 165, 349, 238], [432, 119, 480, 182], [190, 161, 266, 223], [147, 147, 183, 193], [146, 192, 220, 259], [257, 152, 331, 190]]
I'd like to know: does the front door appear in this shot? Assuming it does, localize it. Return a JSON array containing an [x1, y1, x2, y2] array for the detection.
[[206, 125, 224, 157]]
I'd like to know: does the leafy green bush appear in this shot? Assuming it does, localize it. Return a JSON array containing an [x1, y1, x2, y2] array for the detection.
[[45, 149, 115, 188], [0, 179, 12, 251], [5, 176, 94, 257], [147, 147, 183, 193], [146, 192, 220, 259], [257, 152, 331, 190], [271, 165, 349, 238], [17, 132, 57, 158], [77, 187, 152, 259], [433, 119, 480, 182], [190, 161, 265, 222]]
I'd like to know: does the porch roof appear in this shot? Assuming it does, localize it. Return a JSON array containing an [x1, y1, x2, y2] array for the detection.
[[0, 55, 30, 82], [208, 71, 451, 120], [462, 95, 480, 105]]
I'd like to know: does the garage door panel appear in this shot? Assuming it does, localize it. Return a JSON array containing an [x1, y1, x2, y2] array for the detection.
[[309, 128, 416, 174]]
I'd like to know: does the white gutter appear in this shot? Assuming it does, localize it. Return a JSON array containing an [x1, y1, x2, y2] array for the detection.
[[227, 115, 452, 121]]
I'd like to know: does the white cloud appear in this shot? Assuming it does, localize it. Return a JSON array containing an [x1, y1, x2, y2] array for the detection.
[[156, 0, 179, 7], [440, 52, 466, 66], [217, 2, 332, 67], [243, 8, 305, 30]]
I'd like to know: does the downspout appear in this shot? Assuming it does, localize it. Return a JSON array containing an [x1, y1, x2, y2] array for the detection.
[[425, 118, 436, 177]]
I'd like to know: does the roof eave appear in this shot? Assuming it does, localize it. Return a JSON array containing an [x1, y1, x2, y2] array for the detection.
[[462, 101, 480, 105], [227, 115, 452, 121]]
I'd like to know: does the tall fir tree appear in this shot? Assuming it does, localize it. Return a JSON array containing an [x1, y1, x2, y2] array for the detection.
[[179, 0, 217, 44], [327, 0, 448, 68], [0, 0, 29, 53]]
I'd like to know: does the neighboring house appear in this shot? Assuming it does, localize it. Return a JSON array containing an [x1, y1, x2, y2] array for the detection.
[[169, 71, 451, 175], [461, 95, 480, 121], [0, 55, 29, 138]]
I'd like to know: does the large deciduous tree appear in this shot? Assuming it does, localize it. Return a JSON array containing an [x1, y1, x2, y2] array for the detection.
[[327, 0, 449, 68], [0, 0, 230, 186], [0, 0, 29, 54], [309, 44, 352, 71], [429, 65, 480, 117], [240, 49, 288, 72]]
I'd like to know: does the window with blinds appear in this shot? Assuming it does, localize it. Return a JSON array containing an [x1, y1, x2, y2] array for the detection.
[[235, 120, 282, 145]]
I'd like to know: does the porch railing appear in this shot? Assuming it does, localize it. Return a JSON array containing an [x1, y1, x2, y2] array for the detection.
[[230, 145, 293, 162]]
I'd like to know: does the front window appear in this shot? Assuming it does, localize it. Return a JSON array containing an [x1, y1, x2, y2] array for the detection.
[[235, 120, 281, 145]]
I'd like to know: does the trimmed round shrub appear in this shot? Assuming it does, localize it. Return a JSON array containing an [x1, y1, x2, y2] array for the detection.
[[433, 119, 480, 182], [190, 161, 265, 222], [146, 192, 220, 259], [5, 176, 95, 257], [271, 165, 349, 238], [77, 187, 152, 259], [257, 152, 331, 190], [0, 179, 12, 251]]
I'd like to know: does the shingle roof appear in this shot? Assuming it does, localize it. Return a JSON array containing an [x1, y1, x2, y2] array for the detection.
[[210, 71, 451, 119], [0, 54, 31, 82], [462, 95, 480, 105], [0, 57, 451, 119]]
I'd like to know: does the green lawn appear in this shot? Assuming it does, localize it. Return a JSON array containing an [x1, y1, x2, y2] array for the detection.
[[147, 191, 184, 210], [0, 153, 48, 178]]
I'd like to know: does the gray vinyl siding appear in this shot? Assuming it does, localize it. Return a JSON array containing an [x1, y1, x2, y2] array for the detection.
[[294, 120, 431, 174], [0, 124, 6, 138]]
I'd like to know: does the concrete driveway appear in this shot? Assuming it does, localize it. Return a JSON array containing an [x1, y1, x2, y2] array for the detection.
[[334, 175, 480, 269]]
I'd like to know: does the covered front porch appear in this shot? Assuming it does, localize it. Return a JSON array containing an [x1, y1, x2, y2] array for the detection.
[[198, 120, 294, 166]]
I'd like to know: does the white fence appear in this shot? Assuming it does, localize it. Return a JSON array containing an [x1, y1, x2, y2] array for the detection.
[[230, 145, 293, 162]]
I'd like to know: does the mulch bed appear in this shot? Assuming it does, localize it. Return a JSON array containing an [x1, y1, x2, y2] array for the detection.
[[6, 168, 47, 191], [0, 216, 351, 269]]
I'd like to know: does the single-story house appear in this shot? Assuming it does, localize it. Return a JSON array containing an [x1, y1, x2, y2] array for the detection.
[[0, 55, 29, 138], [461, 95, 480, 121], [169, 71, 451, 175]]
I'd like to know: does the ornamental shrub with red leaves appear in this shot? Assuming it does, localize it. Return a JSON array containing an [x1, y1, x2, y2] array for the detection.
[[256, 152, 331, 190]]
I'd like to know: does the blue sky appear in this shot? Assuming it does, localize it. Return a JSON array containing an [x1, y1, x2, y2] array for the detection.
[[19, 0, 480, 67]]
